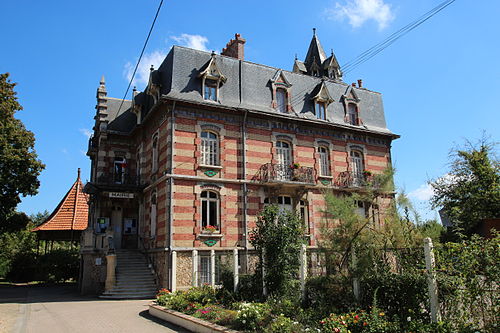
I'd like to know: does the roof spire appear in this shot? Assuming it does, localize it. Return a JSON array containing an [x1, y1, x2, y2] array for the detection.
[[100, 75, 105, 85], [313, 28, 316, 36], [77, 168, 81, 179]]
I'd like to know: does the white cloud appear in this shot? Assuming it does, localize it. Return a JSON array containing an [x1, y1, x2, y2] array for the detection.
[[123, 33, 210, 89], [408, 183, 434, 201], [170, 34, 209, 52], [79, 128, 92, 139], [327, 0, 395, 30], [124, 50, 167, 89]]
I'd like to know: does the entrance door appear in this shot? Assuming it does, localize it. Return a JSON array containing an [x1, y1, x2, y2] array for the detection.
[[111, 207, 122, 249], [122, 218, 138, 249], [276, 141, 292, 180]]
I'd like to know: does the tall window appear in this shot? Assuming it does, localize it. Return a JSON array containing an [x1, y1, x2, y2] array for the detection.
[[151, 134, 158, 172], [204, 80, 217, 101], [315, 101, 326, 120], [350, 150, 364, 186], [201, 131, 219, 166], [114, 157, 126, 184], [276, 89, 287, 113], [276, 140, 292, 180], [299, 200, 309, 228], [201, 190, 219, 229], [348, 104, 358, 125], [150, 192, 157, 237], [318, 146, 331, 176]]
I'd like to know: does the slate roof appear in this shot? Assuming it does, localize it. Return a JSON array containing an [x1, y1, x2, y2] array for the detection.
[[33, 169, 88, 232], [153, 45, 395, 136], [106, 97, 136, 133]]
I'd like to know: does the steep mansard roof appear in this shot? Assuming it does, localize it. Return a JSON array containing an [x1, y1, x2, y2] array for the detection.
[[154, 46, 394, 136], [33, 170, 88, 232]]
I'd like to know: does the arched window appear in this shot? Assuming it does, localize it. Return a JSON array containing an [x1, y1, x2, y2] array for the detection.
[[114, 157, 126, 184], [201, 131, 219, 166], [276, 89, 287, 113], [201, 190, 219, 230], [151, 134, 159, 172], [348, 104, 359, 125], [318, 146, 331, 176], [276, 140, 293, 180], [350, 150, 364, 186], [150, 191, 157, 237]]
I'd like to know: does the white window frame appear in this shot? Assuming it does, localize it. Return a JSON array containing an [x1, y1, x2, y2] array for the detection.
[[318, 146, 331, 176], [350, 150, 365, 186], [277, 195, 293, 214], [201, 131, 219, 166], [315, 101, 326, 120], [201, 190, 220, 229], [204, 79, 218, 101]]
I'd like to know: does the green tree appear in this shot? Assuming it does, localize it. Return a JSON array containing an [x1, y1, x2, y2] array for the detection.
[[0, 73, 45, 222], [249, 205, 305, 297], [430, 138, 500, 237]]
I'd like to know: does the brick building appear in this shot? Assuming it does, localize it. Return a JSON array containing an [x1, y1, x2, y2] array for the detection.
[[80, 31, 399, 296]]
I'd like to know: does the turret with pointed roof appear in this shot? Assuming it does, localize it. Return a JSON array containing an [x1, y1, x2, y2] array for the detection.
[[32, 169, 88, 241], [293, 29, 343, 80]]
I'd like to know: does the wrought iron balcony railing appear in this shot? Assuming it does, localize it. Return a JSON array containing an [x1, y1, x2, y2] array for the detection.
[[333, 171, 378, 188], [256, 163, 315, 184], [95, 173, 142, 187]]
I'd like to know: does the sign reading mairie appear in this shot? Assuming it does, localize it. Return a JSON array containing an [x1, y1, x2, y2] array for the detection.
[[108, 192, 134, 199]]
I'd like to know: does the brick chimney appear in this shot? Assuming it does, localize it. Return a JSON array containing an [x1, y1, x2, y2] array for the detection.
[[221, 33, 246, 60]]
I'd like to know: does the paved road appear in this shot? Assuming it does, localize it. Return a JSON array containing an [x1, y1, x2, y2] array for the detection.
[[0, 284, 189, 333]]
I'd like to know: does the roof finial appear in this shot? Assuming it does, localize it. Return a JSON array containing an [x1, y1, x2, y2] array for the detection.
[[211, 50, 216, 57], [100, 75, 105, 85], [331, 49, 334, 56], [313, 28, 316, 36], [77, 168, 81, 179], [150, 65, 154, 72], [295, 53, 298, 60]]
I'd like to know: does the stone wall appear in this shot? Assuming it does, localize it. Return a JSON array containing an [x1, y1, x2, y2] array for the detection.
[[80, 251, 107, 295]]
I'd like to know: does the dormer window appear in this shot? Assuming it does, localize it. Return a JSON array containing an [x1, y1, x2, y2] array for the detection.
[[198, 52, 226, 103], [270, 70, 293, 113], [311, 81, 333, 120], [315, 101, 326, 120], [204, 80, 217, 101], [276, 89, 287, 113], [348, 103, 359, 125]]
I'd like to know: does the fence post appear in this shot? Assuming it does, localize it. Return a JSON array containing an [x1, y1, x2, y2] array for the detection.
[[352, 247, 360, 301], [171, 251, 177, 292], [424, 237, 441, 322], [192, 249, 198, 287], [210, 249, 216, 287], [300, 244, 307, 301], [233, 249, 239, 293]]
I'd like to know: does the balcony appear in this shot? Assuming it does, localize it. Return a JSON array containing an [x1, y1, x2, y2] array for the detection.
[[255, 163, 315, 185], [88, 172, 146, 192], [333, 171, 379, 189]]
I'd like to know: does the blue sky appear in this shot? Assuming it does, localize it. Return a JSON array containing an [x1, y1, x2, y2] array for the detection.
[[1, 0, 498, 220]]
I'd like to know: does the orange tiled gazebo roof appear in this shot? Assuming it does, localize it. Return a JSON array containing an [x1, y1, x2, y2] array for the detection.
[[33, 169, 89, 232]]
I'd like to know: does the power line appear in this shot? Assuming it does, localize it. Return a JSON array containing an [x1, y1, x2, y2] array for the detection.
[[342, 0, 457, 75], [117, 0, 164, 115]]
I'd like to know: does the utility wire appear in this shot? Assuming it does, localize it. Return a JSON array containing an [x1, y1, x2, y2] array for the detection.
[[117, 0, 164, 115], [289, 0, 457, 108], [342, 0, 456, 75]]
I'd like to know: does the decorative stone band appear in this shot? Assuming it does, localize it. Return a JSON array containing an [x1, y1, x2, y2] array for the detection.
[[149, 304, 240, 333]]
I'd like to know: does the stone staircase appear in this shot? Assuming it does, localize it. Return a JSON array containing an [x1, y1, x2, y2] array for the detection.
[[100, 249, 158, 299]]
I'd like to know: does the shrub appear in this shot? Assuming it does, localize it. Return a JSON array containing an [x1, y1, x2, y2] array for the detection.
[[360, 271, 428, 324], [319, 309, 398, 333], [304, 275, 355, 318], [156, 288, 171, 306], [234, 302, 271, 331], [264, 314, 303, 333]]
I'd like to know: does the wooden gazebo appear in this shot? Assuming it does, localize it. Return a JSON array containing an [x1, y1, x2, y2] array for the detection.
[[32, 169, 89, 245]]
